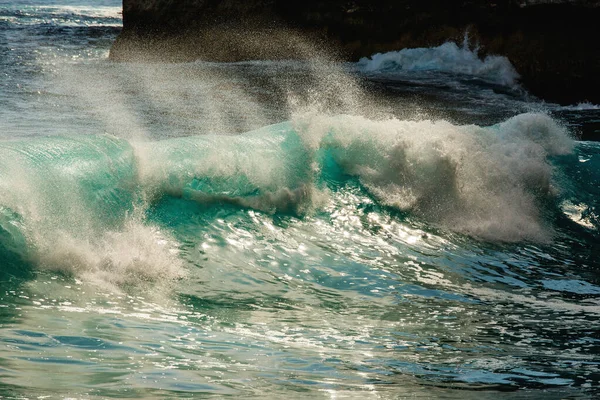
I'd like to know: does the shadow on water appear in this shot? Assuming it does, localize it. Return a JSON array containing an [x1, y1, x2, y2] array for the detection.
[[0, 228, 36, 302], [0, 252, 35, 399]]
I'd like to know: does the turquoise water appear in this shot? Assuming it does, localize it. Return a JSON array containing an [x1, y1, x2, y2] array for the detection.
[[1, 1, 600, 398]]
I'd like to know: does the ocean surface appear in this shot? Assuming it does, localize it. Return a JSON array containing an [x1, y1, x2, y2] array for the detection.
[[1, 1, 600, 398]]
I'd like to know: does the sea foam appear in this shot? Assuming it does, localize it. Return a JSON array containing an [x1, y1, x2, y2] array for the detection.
[[294, 112, 572, 242], [136, 111, 572, 242], [358, 41, 520, 87], [560, 102, 600, 111], [0, 135, 184, 292]]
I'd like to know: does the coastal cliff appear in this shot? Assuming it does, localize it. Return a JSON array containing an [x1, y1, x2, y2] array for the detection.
[[110, 0, 600, 105]]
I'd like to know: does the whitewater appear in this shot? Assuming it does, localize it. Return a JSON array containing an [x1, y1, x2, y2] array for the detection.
[[1, 1, 600, 399]]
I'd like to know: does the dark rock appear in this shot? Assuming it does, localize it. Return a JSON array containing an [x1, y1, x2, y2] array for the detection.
[[111, 0, 600, 105]]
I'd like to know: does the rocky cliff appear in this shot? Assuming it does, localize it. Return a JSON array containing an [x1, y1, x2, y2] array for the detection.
[[110, 0, 600, 104]]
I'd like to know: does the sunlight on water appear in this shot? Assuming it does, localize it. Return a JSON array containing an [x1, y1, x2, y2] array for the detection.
[[1, 1, 600, 399]]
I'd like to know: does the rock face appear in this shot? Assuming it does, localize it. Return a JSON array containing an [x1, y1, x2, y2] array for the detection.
[[111, 0, 600, 104]]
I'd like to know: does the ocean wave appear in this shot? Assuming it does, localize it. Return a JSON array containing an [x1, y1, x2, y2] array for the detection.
[[295, 112, 573, 242], [0, 5, 122, 27], [0, 113, 577, 286], [559, 101, 600, 111], [357, 41, 520, 87], [0, 135, 183, 291]]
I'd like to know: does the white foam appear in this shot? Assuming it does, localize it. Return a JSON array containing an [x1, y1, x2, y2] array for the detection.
[[133, 111, 573, 243], [0, 137, 185, 293], [32, 218, 185, 294], [358, 41, 520, 87], [560, 102, 600, 111], [294, 112, 573, 242], [561, 201, 596, 229], [6, 5, 122, 27], [36, 5, 122, 21]]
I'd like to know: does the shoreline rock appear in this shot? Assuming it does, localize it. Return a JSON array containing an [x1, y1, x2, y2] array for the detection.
[[111, 0, 600, 105]]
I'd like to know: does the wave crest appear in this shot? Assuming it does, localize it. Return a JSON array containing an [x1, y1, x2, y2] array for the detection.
[[296, 112, 572, 241], [0, 112, 575, 288]]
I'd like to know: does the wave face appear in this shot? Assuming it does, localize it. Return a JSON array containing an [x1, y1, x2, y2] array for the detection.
[[358, 41, 520, 86], [0, 112, 579, 288], [0, 135, 184, 289]]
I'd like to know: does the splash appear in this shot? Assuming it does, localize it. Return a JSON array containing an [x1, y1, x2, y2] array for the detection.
[[0, 135, 184, 292], [358, 41, 520, 87], [294, 112, 572, 242]]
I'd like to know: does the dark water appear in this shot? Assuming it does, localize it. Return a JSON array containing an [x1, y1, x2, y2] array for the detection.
[[1, 1, 600, 399]]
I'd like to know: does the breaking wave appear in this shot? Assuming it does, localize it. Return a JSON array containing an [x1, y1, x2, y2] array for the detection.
[[0, 112, 579, 288], [358, 41, 520, 87]]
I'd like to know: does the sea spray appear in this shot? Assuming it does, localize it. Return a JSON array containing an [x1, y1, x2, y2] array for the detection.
[[293, 112, 573, 242], [0, 135, 184, 291], [132, 124, 326, 215], [2, 20, 576, 288]]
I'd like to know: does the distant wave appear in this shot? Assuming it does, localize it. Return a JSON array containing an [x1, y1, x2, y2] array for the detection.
[[357, 41, 520, 87], [560, 101, 600, 111], [0, 5, 122, 27]]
